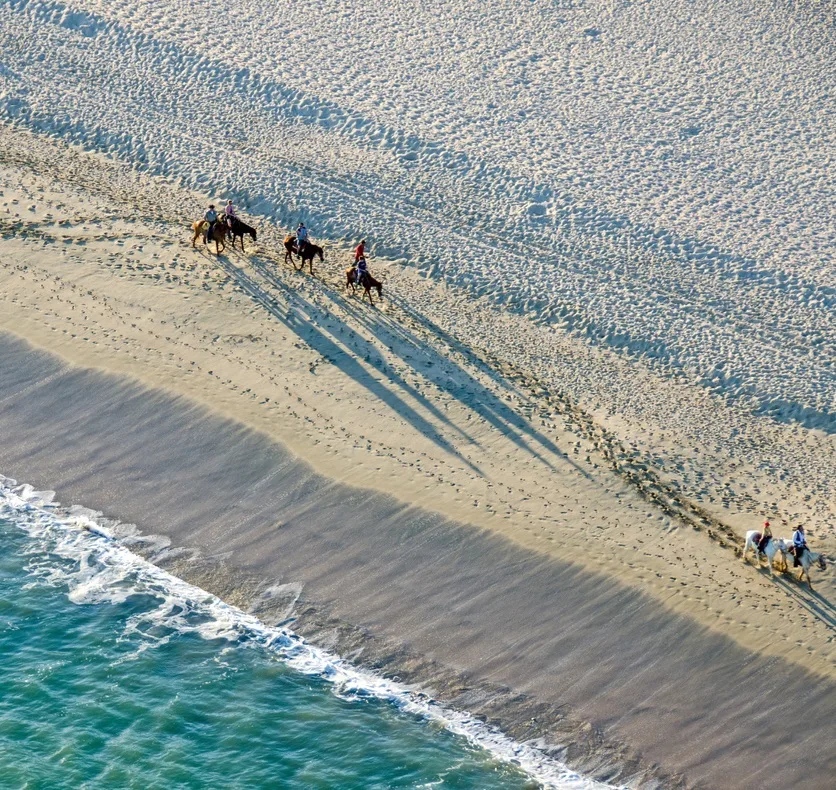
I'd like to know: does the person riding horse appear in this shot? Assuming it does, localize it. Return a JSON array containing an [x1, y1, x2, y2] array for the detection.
[[203, 204, 218, 244], [792, 525, 808, 567], [224, 199, 236, 229], [756, 521, 772, 554], [296, 222, 309, 258], [355, 255, 369, 286]]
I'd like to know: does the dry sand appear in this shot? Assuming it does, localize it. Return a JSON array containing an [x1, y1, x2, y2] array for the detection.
[[0, 125, 834, 788]]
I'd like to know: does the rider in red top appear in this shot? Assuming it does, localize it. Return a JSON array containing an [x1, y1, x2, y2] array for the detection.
[[354, 240, 366, 262]]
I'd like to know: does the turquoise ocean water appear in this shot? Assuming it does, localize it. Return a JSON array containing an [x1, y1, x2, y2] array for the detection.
[[0, 481, 608, 790]]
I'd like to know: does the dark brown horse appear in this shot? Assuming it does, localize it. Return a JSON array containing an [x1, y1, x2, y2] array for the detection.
[[192, 219, 226, 254], [345, 266, 383, 305], [284, 238, 324, 274], [226, 217, 257, 252]]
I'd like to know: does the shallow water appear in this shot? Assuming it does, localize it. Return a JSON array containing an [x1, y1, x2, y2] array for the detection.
[[0, 481, 612, 790]]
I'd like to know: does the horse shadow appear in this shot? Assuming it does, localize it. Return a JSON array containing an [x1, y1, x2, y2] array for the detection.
[[313, 271, 592, 478], [212, 250, 484, 473], [220, 243, 593, 479], [772, 572, 836, 630]]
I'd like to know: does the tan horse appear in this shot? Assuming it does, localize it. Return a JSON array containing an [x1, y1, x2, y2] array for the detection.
[[191, 220, 226, 254]]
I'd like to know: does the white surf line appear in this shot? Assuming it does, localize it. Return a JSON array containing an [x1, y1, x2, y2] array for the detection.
[[0, 474, 621, 790]]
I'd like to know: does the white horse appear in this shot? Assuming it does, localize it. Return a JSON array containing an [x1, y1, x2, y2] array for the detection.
[[784, 545, 827, 586], [742, 530, 791, 576]]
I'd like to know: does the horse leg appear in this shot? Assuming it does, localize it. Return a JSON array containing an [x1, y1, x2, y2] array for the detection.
[[365, 286, 374, 306]]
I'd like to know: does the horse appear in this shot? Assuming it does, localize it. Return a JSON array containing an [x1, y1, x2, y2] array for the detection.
[[192, 219, 226, 254], [226, 217, 257, 252], [742, 530, 791, 576], [345, 266, 383, 305], [284, 238, 324, 274], [782, 544, 827, 587]]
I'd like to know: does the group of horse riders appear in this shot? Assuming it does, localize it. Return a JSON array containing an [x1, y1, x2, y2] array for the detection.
[[283, 223, 371, 284], [203, 200, 238, 242], [754, 520, 811, 567], [203, 203, 372, 284]]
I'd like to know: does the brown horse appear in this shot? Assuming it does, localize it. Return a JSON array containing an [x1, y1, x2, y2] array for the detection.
[[284, 238, 324, 274], [192, 220, 226, 254], [226, 217, 257, 252], [345, 267, 383, 305]]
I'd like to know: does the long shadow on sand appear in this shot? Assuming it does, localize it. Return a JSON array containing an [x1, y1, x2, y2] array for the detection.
[[204, 249, 482, 473], [228, 247, 590, 478]]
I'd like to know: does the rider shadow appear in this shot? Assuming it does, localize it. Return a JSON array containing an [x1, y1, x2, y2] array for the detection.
[[318, 286, 592, 480], [219, 240, 589, 478], [772, 572, 836, 630], [216, 253, 483, 474]]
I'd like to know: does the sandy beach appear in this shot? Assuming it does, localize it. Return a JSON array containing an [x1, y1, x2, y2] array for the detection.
[[1, 124, 834, 788]]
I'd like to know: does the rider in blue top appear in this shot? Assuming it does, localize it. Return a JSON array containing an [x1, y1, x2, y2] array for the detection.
[[356, 255, 369, 285]]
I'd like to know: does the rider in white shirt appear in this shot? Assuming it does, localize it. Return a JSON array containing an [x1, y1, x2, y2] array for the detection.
[[203, 205, 218, 243], [296, 222, 309, 255]]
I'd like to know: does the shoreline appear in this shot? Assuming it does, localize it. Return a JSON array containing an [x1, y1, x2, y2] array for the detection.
[[1, 331, 834, 789]]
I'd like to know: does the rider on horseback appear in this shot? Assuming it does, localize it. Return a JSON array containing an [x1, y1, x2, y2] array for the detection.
[[203, 204, 218, 244], [756, 521, 772, 554], [224, 199, 236, 228], [792, 525, 808, 567], [354, 240, 368, 284], [355, 255, 369, 285], [296, 222, 309, 257]]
